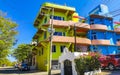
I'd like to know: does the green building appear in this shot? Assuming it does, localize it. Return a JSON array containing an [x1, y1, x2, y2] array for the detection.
[[32, 2, 91, 71]]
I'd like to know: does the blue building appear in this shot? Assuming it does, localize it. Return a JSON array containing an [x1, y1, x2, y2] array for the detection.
[[88, 4, 120, 55]]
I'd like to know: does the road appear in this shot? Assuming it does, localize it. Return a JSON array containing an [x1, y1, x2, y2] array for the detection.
[[100, 70, 120, 75], [0, 67, 120, 75], [0, 67, 60, 75]]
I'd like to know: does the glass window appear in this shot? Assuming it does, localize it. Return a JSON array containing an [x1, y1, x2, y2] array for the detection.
[[50, 16, 64, 20], [53, 32, 62, 36], [44, 32, 47, 39], [52, 45, 56, 52], [44, 17, 47, 23], [90, 19, 94, 24], [118, 47, 120, 50], [92, 32, 97, 39], [42, 48, 44, 55], [63, 32, 65, 36], [60, 46, 65, 52], [117, 39, 120, 41], [39, 50, 41, 56]]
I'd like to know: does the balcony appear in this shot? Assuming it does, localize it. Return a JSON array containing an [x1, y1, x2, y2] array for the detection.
[[70, 22, 90, 30], [90, 24, 108, 31], [52, 36, 91, 45], [117, 41, 120, 46], [43, 19, 90, 30], [114, 28, 120, 33], [43, 19, 69, 28], [92, 40, 111, 45]]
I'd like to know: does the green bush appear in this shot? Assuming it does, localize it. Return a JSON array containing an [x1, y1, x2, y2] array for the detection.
[[75, 52, 101, 75]]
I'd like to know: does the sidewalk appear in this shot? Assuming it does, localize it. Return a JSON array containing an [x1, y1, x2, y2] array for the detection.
[[37, 70, 60, 75]]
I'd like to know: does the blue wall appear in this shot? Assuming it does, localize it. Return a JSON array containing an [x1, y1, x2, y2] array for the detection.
[[87, 4, 120, 55]]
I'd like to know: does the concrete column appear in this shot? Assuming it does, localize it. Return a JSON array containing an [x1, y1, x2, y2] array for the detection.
[[72, 61, 77, 75], [61, 62, 64, 75]]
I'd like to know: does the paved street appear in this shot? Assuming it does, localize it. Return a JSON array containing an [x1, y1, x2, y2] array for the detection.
[[0, 67, 120, 75], [0, 67, 60, 75], [100, 70, 120, 75]]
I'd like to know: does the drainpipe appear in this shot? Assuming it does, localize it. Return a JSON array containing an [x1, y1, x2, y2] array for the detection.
[[74, 24, 77, 52]]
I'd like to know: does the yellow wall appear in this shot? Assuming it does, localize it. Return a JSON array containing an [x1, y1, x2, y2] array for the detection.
[[52, 42, 71, 60], [34, 3, 80, 71], [72, 13, 79, 22], [36, 44, 48, 71]]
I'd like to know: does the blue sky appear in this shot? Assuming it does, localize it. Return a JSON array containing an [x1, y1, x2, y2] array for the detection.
[[0, 0, 120, 61]]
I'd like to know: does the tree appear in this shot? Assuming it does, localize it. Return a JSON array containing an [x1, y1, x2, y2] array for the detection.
[[12, 44, 32, 62], [0, 11, 18, 66], [0, 58, 13, 66]]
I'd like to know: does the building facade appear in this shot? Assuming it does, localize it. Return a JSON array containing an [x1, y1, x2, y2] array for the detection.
[[32, 2, 91, 71], [32, 3, 120, 71], [88, 4, 120, 55]]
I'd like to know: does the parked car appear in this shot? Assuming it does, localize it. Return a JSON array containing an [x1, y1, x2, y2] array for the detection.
[[14, 63, 21, 70], [20, 63, 30, 71], [99, 54, 120, 70]]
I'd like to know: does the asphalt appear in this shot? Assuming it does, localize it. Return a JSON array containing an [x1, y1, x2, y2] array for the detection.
[[0, 67, 120, 75]]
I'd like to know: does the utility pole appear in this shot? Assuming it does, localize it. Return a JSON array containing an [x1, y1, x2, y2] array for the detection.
[[74, 24, 77, 52], [48, 7, 54, 75], [73, 22, 88, 52]]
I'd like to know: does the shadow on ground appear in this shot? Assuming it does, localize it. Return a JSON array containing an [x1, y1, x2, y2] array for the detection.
[[101, 69, 120, 75], [0, 67, 61, 75], [0, 67, 40, 74]]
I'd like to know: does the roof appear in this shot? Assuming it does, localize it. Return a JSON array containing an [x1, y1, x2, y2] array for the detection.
[[34, 2, 76, 27], [42, 2, 75, 11]]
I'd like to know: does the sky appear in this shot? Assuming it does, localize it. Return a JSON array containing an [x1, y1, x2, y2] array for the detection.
[[0, 0, 120, 61]]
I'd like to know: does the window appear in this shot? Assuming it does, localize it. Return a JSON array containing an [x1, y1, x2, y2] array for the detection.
[[118, 47, 120, 50], [93, 46, 98, 50], [63, 32, 65, 36], [53, 32, 62, 36], [44, 32, 47, 39], [39, 50, 41, 56], [50, 16, 64, 20], [42, 48, 44, 55], [52, 45, 56, 52], [60, 46, 65, 52], [92, 32, 97, 39], [117, 39, 120, 41], [44, 17, 47, 23], [90, 19, 94, 24]]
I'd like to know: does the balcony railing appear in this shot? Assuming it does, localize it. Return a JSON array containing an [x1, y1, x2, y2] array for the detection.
[[43, 19, 69, 27], [117, 41, 120, 46], [70, 22, 90, 30], [43, 19, 90, 29], [90, 24, 108, 31], [92, 39, 111, 45], [52, 36, 91, 45]]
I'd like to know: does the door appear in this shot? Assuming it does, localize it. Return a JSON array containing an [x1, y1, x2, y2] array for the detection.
[[64, 60, 72, 75]]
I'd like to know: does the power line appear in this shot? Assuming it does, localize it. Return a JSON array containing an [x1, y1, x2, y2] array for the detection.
[[113, 13, 120, 17]]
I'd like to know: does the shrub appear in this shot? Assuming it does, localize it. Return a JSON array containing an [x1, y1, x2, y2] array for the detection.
[[75, 52, 101, 75]]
